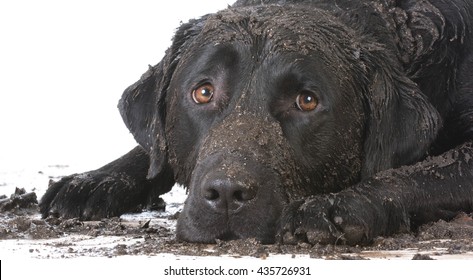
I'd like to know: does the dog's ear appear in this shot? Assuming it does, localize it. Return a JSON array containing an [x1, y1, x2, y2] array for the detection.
[[118, 18, 204, 179], [360, 51, 442, 178]]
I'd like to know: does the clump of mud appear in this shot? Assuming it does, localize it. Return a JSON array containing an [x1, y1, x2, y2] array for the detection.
[[1, 188, 472, 259], [0, 187, 37, 212]]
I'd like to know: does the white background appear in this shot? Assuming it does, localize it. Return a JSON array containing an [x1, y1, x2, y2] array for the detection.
[[0, 0, 235, 171]]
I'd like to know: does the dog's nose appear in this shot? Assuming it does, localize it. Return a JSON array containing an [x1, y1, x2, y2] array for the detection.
[[201, 179, 257, 212]]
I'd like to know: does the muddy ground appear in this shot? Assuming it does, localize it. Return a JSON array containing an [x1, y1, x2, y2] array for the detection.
[[1, 187, 473, 260]]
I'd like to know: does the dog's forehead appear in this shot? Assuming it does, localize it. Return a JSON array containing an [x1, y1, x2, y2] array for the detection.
[[197, 5, 356, 56]]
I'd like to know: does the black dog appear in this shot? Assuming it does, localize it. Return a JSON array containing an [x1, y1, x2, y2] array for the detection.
[[40, 0, 473, 245]]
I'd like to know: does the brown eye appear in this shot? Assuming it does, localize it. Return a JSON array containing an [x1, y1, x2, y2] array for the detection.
[[192, 83, 214, 104], [296, 92, 318, 111]]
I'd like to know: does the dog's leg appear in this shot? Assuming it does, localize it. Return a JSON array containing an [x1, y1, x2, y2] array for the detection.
[[279, 141, 473, 245], [39, 146, 174, 220]]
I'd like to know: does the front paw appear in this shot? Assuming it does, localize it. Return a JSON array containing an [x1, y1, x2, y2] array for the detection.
[[278, 191, 408, 245], [39, 171, 147, 220]]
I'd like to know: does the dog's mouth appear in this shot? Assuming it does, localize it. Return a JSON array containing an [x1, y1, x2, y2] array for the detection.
[[210, 227, 275, 243], [176, 208, 282, 244]]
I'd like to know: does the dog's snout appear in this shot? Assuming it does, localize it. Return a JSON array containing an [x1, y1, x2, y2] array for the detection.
[[176, 114, 291, 243], [202, 179, 257, 212]]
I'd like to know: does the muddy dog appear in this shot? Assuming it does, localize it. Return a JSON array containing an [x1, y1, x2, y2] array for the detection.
[[40, 0, 473, 245]]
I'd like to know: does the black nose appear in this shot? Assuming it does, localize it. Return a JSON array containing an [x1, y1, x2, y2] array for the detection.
[[202, 179, 257, 212]]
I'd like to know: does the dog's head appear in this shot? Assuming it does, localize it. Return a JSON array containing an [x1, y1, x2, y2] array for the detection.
[[119, 5, 440, 243]]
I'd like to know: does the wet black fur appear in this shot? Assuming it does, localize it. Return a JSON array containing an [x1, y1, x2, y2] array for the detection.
[[40, 0, 473, 245]]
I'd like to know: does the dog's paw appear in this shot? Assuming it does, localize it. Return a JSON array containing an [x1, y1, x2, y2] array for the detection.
[[278, 190, 406, 245], [39, 171, 147, 220]]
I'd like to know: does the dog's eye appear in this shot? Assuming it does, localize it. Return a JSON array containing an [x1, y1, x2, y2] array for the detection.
[[192, 83, 214, 104], [296, 92, 318, 111]]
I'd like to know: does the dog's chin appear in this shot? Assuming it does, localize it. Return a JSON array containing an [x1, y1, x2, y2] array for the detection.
[[175, 209, 278, 244], [175, 222, 277, 244]]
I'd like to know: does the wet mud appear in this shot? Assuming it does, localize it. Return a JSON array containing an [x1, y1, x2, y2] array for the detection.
[[1, 188, 472, 260]]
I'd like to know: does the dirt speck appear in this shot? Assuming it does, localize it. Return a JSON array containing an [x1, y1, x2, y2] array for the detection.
[[412, 253, 435, 260]]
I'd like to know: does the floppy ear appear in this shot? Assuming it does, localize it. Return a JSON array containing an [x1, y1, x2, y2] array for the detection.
[[361, 52, 442, 178], [118, 18, 204, 179]]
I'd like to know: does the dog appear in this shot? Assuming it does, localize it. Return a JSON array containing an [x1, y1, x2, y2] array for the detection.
[[40, 0, 473, 245]]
